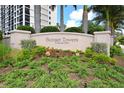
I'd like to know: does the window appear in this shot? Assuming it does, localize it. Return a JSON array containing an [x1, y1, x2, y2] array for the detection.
[[20, 8, 23, 14], [17, 5, 20, 9], [14, 25, 16, 29], [17, 17, 19, 22], [17, 10, 20, 15], [20, 5, 23, 8], [17, 5, 23, 9], [14, 12, 16, 17], [25, 15, 30, 22], [14, 18, 16, 23], [19, 15, 23, 22], [19, 22, 23, 25], [25, 22, 30, 25], [25, 5, 30, 8], [25, 8, 30, 15], [14, 6, 16, 11]]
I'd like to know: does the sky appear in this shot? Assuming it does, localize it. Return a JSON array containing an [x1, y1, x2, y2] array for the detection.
[[57, 5, 95, 27], [56, 5, 124, 34]]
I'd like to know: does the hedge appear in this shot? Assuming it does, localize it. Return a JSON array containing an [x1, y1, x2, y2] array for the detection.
[[17, 26, 35, 34], [40, 26, 59, 33], [64, 27, 82, 33]]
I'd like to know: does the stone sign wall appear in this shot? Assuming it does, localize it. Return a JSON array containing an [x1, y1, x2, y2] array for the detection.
[[31, 32, 94, 51], [9, 30, 113, 56]]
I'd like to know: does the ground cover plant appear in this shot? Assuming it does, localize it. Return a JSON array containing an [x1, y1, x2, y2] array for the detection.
[[0, 43, 124, 88]]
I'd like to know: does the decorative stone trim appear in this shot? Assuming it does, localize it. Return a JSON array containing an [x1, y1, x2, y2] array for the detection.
[[10, 30, 31, 34]]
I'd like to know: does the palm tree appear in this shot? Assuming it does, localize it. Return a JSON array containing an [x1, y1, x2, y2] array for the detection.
[[83, 5, 88, 34], [90, 6, 110, 31], [34, 5, 41, 32], [90, 5, 124, 35], [60, 5, 64, 32], [51, 5, 77, 32]]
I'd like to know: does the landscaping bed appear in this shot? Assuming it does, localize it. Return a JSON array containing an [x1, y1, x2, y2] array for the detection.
[[0, 43, 124, 88]]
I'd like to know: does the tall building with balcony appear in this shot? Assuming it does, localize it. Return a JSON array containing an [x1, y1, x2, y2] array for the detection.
[[0, 5, 57, 34]]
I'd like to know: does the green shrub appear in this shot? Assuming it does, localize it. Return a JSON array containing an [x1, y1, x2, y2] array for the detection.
[[88, 22, 104, 34], [0, 31, 3, 41], [0, 43, 11, 61], [14, 60, 29, 68], [27, 68, 45, 80], [113, 65, 124, 74], [34, 71, 79, 88], [28, 61, 41, 69], [88, 79, 106, 88], [17, 25, 35, 34], [78, 68, 89, 78], [5, 78, 26, 88], [93, 53, 116, 65], [17, 49, 32, 61], [64, 27, 82, 33], [40, 26, 59, 33], [110, 45, 123, 57], [117, 36, 124, 45], [48, 62, 64, 70], [0, 58, 14, 68], [91, 42, 108, 54], [84, 48, 95, 58], [32, 46, 46, 55], [78, 21, 105, 34], [21, 39, 36, 49], [4, 70, 27, 87]]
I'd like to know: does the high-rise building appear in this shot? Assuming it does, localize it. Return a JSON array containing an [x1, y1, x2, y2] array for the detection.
[[0, 5, 57, 34]]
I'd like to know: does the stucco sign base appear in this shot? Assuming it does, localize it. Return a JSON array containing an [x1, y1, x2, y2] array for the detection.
[[10, 30, 113, 55]]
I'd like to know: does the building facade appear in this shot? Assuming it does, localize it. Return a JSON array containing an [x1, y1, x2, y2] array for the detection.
[[0, 5, 57, 34]]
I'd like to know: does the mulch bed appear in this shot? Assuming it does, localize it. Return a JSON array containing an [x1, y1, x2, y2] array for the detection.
[[114, 56, 124, 67]]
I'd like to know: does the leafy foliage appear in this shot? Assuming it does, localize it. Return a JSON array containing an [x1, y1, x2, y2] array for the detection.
[[91, 42, 108, 55], [14, 60, 29, 68], [79, 21, 105, 34], [28, 61, 41, 69], [93, 53, 116, 65], [90, 5, 124, 34], [88, 21, 104, 34], [17, 49, 32, 61], [110, 45, 123, 57], [117, 35, 124, 45], [32, 46, 46, 55], [21, 39, 36, 49], [17, 25, 35, 34], [64, 27, 82, 33], [0, 42, 11, 61], [0, 45, 124, 88], [0, 58, 14, 68], [4, 70, 27, 87], [40, 26, 59, 33], [33, 70, 79, 88], [0, 31, 3, 41], [84, 48, 95, 58]]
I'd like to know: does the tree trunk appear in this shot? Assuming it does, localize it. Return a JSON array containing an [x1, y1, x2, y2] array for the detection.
[[60, 5, 64, 32], [83, 5, 88, 34], [34, 5, 41, 33], [106, 10, 110, 31], [111, 22, 115, 35]]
